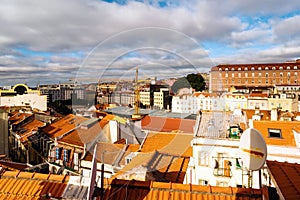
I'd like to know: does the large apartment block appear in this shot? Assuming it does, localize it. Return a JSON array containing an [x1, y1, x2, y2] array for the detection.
[[210, 60, 300, 92]]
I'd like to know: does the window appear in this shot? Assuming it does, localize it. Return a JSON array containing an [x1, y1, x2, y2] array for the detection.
[[198, 151, 209, 166], [55, 147, 62, 159], [287, 66, 290, 70], [63, 149, 70, 162], [251, 67, 255, 70], [245, 67, 248, 70], [279, 66, 283, 70], [268, 128, 282, 138], [199, 179, 209, 186], [265, 67, 269, 70], [238, 67, 241, 71], [294, 66, 298, 69], [258, 67, 262, 70]]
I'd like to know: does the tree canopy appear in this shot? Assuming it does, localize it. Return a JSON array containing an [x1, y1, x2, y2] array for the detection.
[[171, 73, 206, 94]]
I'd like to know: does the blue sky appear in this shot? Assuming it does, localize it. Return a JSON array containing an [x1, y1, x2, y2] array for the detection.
[[1, 0, 300, 86]]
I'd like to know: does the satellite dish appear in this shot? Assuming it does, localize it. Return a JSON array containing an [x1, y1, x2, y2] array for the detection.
[[239, 128, 267, 171]]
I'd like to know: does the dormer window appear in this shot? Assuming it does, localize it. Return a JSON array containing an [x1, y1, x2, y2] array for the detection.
[[245, 67, 248, 70], [268, 128, 282, 138], [219, 68, 222, 71], [294, 66, 298, 70], [287, 66, 290, 70], [251, 67, 255, 70], [265, 67, 269, 70], [231, 68, 235, 71], [225, 68, 228, 71], [272, 66, 276, 70], [238, 67, 241, 71], [258, 67, 262, 70], [279, 66, 283, 70]]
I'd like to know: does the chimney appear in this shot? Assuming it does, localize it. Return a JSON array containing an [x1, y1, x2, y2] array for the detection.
[[271, 108, 278, 121]]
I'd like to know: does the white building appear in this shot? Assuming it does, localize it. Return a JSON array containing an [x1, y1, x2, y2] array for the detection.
[[0, 84, 47, 111], [185, 110, 300, 189]]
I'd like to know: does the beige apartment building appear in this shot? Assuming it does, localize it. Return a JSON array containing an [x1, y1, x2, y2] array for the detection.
[[210, 60, 300, 92]]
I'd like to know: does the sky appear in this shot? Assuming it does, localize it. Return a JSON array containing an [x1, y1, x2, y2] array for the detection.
[[1, 0, 300, 86]]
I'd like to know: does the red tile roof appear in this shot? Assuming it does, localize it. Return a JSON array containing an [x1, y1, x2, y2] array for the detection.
[[141, 116, 195, 133], [267, 160, 300, 200], [103, 179, 266, 200]]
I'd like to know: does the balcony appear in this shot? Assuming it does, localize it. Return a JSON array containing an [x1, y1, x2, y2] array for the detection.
[[213, 168, 232, 177]]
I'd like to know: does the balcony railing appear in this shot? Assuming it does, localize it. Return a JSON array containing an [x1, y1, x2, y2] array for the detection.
[[213, 168, 232, 177]]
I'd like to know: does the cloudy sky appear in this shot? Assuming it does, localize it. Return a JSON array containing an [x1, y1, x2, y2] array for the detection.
[[1, 0, 300, 86]]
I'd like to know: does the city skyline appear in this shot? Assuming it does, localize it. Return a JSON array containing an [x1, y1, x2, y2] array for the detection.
[[1, 0, 300, 86]]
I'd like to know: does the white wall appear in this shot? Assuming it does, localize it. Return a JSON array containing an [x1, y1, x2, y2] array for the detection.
[[0, 93, 47, 111]]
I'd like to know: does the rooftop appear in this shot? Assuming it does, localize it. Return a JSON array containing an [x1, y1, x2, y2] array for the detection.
[[141, 115, 195, 133], [267, 160, 300, 200], [253, 120, 300, 147], [0, 170, 69, 199], [103, 178, 266, 200], [42, 114, 88, 139], [58, 115, 114, 147]]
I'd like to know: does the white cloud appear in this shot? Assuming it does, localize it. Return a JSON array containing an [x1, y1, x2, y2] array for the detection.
[[0, 0, 300, 85]]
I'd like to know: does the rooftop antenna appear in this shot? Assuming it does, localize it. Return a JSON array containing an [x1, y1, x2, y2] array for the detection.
[[239, 128, 267, 188]]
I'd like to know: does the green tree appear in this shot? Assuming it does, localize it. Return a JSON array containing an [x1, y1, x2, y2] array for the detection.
[[186, 73, 205, 92], [171, 73, 205, 94]]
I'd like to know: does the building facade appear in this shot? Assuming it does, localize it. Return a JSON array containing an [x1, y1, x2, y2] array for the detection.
[[210, 60, 300, 92], [0, 84, 47, 111]]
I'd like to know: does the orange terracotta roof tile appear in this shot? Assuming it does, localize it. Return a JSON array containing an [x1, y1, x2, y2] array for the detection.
[[42, 114, 88, 138], [17, 119, 45, 143], [58, 117, 112, 147], [142, 116, 195, 133], [0, 171, 69, 199], [249, 93, 269, 98], [115, 132, 193, 183], [9, 112, 32, 125], [267, 160, 300, 200], [103, 179, 266, 200], [83, 142, 125, 165], [253, 120, 300, 146], [115, 150, 190, 183], [140, 132, 193, 156], [243, 109, 271, 121]]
